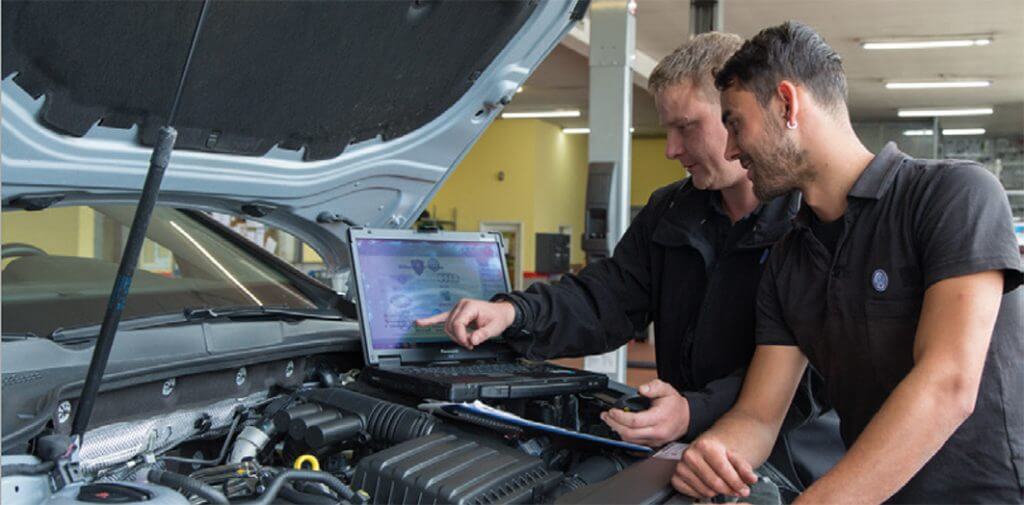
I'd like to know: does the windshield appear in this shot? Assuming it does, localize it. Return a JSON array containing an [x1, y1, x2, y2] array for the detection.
[[2, 205, 320, 337]]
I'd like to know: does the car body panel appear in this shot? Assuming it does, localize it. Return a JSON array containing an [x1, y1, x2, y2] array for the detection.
[[2, 0, 586, 272]]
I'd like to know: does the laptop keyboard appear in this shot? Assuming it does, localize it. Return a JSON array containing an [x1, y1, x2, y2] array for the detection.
[[402, 362, 550, 377]]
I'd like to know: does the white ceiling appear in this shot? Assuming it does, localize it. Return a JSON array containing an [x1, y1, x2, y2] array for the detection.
[[507, 0, 1024, 137]]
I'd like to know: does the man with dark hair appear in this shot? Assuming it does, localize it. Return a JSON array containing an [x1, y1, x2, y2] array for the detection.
[[417, 32, 843, 496], [672, 20, 1024, 503]]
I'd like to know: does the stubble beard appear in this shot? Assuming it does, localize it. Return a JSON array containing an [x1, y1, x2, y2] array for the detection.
[[750, 119, 807, 201]]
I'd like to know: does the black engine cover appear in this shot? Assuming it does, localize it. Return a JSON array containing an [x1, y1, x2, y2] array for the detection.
[[352, 432, 561, 504]]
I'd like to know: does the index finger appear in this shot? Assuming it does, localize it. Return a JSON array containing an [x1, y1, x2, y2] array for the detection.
[[450, 306, 477, 346], [674, 459, 716, 498], [704, 448, 750, 497], [684, 450, 734, 497], [415, 312, 450, 326], [727, 451, 759, 485]]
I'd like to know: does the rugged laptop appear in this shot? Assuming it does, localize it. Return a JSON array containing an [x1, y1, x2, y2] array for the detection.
[[348, 228, 608, 402]]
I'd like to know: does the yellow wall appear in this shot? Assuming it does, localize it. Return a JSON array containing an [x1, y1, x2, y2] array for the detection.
[[2, 207, 95, 259], [428, 120, 686, 272], [430, 120, 542, 272], [433, 120, 647, 271], [631, 137, 686, 206], [1, 208, 181, 273], [532, 121, 589, 265], [302, 243, 321, 263]]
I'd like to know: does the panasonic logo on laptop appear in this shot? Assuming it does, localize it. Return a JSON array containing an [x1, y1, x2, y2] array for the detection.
[[440, 348, 460, 354]]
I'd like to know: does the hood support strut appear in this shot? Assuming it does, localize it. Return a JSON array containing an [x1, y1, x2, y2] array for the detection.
[[69, 127, 177, 439], [69, 0, 212, 443]]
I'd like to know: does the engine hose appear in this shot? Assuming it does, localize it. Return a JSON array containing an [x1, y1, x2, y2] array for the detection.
[[316, 368, 336, 388], [147, 468, 229, 505], [239, 470, 360, 505], [160, 410, 242, 467], [229, 424, 273, 464], [294, 481, 341, 499], [365, 400, 434, 443], [278, 483, 338, 504], [301, 388, 434, 445]]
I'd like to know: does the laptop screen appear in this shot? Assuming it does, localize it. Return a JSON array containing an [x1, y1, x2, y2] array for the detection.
[[352, 235, 509, 351]]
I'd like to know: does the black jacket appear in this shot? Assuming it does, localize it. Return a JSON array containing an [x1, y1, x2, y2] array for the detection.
[[501, 178, 843, 488]]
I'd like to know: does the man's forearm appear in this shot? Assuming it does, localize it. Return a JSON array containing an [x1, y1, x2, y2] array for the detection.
[[701, 406, 780, 468], [796, 366, 972, 504], [683, 369, 744, 440], [700, 346, 808, 467], [673, 347, 808, 499]]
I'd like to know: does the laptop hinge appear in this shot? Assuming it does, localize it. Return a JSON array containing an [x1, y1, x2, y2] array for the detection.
[[379, 356, 402, 368]]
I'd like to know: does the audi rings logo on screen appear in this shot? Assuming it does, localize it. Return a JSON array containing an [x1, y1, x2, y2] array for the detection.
[[437, 272, 461, 284]]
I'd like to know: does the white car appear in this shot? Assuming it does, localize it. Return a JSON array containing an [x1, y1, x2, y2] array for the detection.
[[1, 2, 679, 504]]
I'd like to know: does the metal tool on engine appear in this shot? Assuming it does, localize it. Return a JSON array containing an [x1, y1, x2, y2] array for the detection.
[[189, 460, 261, 500]]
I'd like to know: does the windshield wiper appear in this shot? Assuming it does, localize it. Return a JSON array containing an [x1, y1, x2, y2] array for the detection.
[[49, 306, 344, 343], [182, 305, 344, 323], [2, 332, 44, 341]]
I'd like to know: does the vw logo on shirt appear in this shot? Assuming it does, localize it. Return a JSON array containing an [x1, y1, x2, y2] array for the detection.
[[872, 269, 889, 293]]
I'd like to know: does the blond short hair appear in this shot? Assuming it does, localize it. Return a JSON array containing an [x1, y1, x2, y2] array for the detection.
[[647, 32, 743, 102]]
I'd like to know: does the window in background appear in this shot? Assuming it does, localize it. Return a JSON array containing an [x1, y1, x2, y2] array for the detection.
[[1, 206, 320, 337], [207, 212, 327, 279]]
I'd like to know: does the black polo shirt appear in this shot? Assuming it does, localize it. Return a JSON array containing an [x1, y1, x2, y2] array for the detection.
[[756, 142, 1024, 503]]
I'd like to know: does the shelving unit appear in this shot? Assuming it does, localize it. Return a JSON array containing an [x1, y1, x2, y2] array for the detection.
[[942, 135, 1024, 220]]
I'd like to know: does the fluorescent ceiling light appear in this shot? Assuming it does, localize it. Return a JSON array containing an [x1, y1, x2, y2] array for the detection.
[[885, 80, 991, 90], [562, 127, 635, 135], [943, 128, 986, 136], [862, 37, 992, 50], [903, 128, 987, 136], [897, 107, 993, 118], [502, 109, 580, 119]]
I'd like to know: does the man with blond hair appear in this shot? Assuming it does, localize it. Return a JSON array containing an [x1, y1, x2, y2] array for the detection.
[[418, 32, 842, 497]]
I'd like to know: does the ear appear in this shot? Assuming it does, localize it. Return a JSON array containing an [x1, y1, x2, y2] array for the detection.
[[776, 80, 800, 127]]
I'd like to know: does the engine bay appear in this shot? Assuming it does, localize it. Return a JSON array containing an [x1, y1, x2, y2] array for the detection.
[[1, 355, 671, 504]]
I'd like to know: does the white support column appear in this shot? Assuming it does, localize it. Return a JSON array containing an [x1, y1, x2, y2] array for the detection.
[[582, 0, 635, 384], [690, 0, 724, 35]]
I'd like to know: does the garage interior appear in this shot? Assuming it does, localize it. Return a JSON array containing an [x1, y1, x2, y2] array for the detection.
[[419, 0, 1024, 384], [4, 0, 1021, 388]]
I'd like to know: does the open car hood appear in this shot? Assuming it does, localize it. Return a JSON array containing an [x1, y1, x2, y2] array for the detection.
[[1, 0, 588, 270]]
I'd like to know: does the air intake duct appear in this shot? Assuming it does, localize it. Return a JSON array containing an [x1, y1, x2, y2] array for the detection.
[[284, 387, 434, 448]]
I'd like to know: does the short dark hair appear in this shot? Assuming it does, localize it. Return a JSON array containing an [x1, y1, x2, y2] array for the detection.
[[714, 21, 847, 112]]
